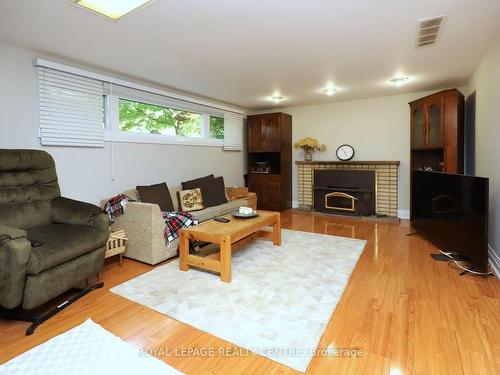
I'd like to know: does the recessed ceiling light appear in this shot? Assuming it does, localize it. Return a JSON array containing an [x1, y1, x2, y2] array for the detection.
[[390, 76, 410, 87], [269, 93, 284, 104], [323, 85, 338, 96], [71, 0, 155, 20]]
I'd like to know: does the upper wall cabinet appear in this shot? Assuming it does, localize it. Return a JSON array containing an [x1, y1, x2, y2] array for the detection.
[[409, 89, 464, 174], [411, 97, 443, 149], [248, 114, 281, 152]]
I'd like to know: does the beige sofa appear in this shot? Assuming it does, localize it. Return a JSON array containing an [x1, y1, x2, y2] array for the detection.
[[107, 187, 250, 265]]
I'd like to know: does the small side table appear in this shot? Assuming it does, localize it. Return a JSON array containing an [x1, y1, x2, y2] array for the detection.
[[245, 192, 257, 210], [105, 229, 128, 266], [226, 187, 258, 210]]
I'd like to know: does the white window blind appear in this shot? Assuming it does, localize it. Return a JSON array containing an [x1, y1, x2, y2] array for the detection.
[[37, 67, 105, 147], [223, 112, 244, 151]]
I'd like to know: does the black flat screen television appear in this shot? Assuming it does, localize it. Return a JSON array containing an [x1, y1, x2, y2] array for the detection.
[[411, 170, 489, 273]]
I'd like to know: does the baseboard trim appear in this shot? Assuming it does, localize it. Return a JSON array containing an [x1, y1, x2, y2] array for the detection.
[[488, 245, 500, 279], [397, 209, 410, 220]]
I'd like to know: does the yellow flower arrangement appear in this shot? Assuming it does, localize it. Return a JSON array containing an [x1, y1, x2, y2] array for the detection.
[[294, 137, 326, 151]]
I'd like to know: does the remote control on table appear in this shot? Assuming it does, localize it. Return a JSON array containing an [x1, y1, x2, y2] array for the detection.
[[214, 217, 230, 223]]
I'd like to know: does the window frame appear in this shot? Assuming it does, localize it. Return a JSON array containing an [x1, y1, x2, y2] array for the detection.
[[105, 85, 224, 147]]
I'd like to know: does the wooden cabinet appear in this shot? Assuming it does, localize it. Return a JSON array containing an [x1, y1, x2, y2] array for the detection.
[[411, 99, 443, 148], [247, 113, 292, 211], [248, 175, 281, 211], [248, 114, 281, 152], [409, 89, 464, 174]]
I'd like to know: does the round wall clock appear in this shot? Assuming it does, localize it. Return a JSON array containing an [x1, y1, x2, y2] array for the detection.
[[336, 144, 355, 161]]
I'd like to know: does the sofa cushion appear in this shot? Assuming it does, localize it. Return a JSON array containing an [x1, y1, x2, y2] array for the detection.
[[200, 176, 228, 208], [182, 175, 227, 208], [177, 188, 204, 212], [136, 182, 174, 212], [192, 199, 246, 222], [26, 224, 109, 274], [169, 186, 181, 211], [181, 174, 214, 190]]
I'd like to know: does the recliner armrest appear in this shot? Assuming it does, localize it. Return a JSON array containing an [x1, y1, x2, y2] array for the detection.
[[51, 196, 109, 230], [0, 237, 31, 309], [0, 224, 27, 245]]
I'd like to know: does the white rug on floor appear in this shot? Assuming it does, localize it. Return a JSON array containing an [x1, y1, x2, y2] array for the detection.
[[111, 229, 366, 372], [1, 319, 182, 375]]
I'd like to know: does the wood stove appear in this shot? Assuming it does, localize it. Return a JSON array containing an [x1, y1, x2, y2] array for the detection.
[[313, 169, 376, 216]]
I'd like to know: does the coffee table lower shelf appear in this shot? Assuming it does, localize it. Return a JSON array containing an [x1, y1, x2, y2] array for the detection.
[[179, 212, 281, 282]]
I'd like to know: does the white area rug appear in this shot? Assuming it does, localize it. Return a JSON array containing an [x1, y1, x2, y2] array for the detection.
[[111, 229, 366, 372], [1, 319, 182, 375]]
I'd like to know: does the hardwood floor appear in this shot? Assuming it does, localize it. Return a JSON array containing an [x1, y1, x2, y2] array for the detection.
[[1, 210, 499, 374]]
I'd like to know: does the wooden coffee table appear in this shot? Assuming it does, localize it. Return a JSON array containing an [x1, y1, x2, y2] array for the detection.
[[179, 211, 281, 282]]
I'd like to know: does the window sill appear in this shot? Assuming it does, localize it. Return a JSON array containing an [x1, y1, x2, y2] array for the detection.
[[104, 132, 224, 148]]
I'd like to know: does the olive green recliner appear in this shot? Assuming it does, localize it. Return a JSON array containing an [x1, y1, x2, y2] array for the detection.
[[0, 149, 109, 332]]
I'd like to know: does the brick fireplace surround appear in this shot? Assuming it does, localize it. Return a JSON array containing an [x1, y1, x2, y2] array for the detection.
[[296, 161, 400, 217]]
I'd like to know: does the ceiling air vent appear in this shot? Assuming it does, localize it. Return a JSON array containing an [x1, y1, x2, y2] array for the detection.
[[416, 14, 447, 47]]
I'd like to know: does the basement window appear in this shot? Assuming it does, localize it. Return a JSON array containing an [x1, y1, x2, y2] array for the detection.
[[119, 99, 203, 138], [34, 58, 243, 149], [105, 85, 231, 147]]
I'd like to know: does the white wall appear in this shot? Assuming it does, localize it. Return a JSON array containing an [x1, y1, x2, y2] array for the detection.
[[271, 90, 448, 216], [0, 42, 245, 205], [465, 35, 500, 273]]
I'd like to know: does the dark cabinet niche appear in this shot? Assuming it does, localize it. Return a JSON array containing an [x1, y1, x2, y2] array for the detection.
[[412, 149, 444, 172], [248, 152, 281, 175], [247, 113, 292, 211]]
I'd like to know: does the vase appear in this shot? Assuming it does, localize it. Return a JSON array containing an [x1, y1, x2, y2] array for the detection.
[[304, 148, 313, 161]]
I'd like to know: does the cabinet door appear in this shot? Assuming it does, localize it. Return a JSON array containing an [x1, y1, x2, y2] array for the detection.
[[261, 116, 281, 152], [427, 103, 442, 146], [412, 106, 425, 148], [248, 117, 263, 152], [248, 177, 263, 206], [248, 176, 281, 210], [264, 182, 281, 210]]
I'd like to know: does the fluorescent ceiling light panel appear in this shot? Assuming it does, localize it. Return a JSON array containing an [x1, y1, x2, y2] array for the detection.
[[72, 0, 154, 20]]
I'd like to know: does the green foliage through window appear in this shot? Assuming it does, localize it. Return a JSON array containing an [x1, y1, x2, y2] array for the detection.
[[119, 99, 201, 137], [210, 116, 224, 139]]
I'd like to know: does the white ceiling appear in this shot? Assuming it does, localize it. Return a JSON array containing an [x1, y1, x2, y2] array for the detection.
[[1, 0, 500, 110]]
